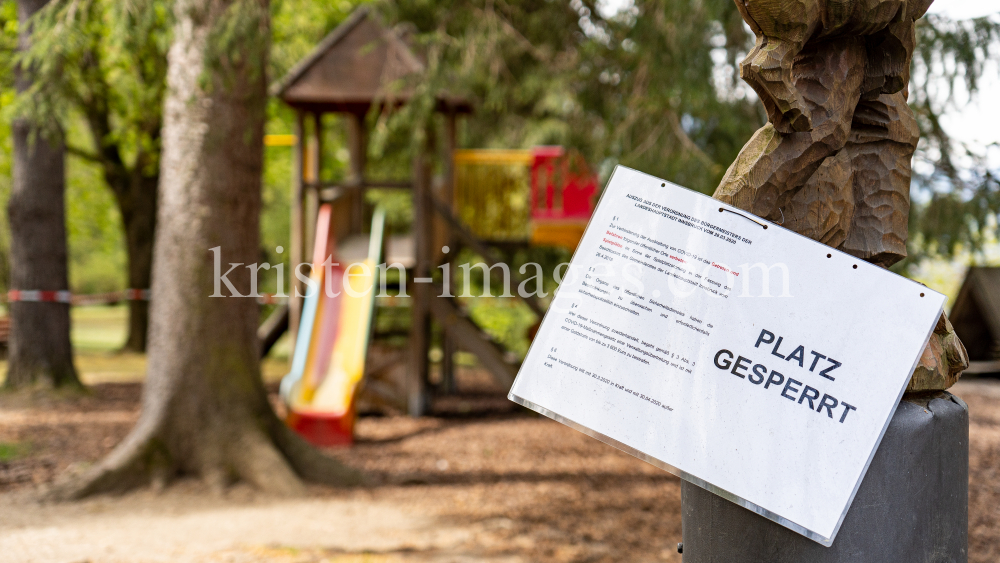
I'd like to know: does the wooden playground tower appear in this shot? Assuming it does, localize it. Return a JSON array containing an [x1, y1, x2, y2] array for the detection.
[[274, 8, 596, 417]]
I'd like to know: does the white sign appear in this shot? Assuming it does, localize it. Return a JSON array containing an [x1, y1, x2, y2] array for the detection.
[[509, 166, 943, 546]]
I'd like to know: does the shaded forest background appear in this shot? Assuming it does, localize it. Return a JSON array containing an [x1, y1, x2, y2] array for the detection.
[[0, 0, 996, 306]]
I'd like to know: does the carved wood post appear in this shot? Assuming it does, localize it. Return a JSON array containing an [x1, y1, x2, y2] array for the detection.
[[713, 0, 965, 389], [684, 1, 969, 559]]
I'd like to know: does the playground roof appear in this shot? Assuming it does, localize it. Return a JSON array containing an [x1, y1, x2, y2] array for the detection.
[[273, 7, 471, 114]]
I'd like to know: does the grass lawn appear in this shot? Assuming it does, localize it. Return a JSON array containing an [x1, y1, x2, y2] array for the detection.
[[1, 305, 292, 385]]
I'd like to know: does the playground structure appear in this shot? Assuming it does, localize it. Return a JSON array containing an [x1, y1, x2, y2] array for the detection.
[[454, 146, 598, 250], [272, 7, 598, 441]]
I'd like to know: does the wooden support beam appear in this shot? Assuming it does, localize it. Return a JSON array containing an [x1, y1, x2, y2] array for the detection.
[[347, 111, 367, 234], [440, 111, 458, 392], [408, 139, 432, 416], [428, 288, 516, 389], [258, 304, 289, 359], [441, 325, 457, 393], [289, 111, 306, 347], [443, 112, 457, 203], [427, 194, 546, 318], [304, 113, 322, 252], [316, 180, 412, 189], [311, 112, 323, 184], [314, 179, 411, 193]]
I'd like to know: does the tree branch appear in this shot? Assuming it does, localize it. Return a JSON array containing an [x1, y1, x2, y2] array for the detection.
[[64, 144, 103, 164]]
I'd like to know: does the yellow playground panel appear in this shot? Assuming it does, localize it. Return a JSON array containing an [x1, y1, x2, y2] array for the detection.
[[452, 147, 598, 250], [453, 149, 534, 242]]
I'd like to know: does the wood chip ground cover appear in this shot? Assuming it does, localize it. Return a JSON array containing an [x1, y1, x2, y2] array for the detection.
[[0, 379, 997, 562]]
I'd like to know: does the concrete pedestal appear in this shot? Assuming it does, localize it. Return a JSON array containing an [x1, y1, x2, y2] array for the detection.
[[681, 393, 968, 562]]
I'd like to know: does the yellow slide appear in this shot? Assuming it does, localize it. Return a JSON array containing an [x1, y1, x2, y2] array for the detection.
[[283, 207, 385, 446]]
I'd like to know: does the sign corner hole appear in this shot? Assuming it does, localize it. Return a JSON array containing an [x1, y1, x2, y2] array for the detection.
[[853, 264, 858, 269], [826, 253, 831, 258], [920, 292, 925, 297]]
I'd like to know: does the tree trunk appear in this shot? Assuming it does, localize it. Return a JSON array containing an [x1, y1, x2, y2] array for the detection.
[[5, 0, 81, 390], [118, 174, 157, 352], [50, 0, 361, 499]]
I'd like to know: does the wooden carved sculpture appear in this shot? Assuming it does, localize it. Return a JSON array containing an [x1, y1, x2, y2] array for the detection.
[[714, 0, 967, 390]]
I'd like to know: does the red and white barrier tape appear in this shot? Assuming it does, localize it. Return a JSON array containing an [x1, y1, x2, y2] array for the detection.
[[4, 289, 286, 306], [6, 290, 73, 303], [125, 288, 151, 301], [7, 289, 148, 305]]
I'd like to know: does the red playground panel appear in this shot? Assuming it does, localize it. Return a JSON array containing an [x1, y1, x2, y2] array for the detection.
[[530, 146, 598, 221], [285, 407, 356, 447]]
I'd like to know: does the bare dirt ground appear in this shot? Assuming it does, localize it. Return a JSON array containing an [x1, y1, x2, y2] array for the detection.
[[1, 377, 998, 563]]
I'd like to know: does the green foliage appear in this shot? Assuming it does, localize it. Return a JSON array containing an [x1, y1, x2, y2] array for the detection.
[[64, 136, 127, 294], [361, 0, 764, 354], [447, 246, 569, 358], [375, 0, 761, 193], [466, 297, 535, 357], [203, 0, 271, 92], [903, 13, 1000, 266], [260, 140, 293, 282], [0, 0, 167, 295], [13, 0, 170, 168], [0, 441, 28, 462], [0, 0, 15, 83], [271, 0, 367, 80], [0, 0, 371, 296], [378, 1, 999, 272], [915, 14, 1000, 98], [0, 0, 19, 294], [571, 0, 762, 190], [0, 0, 997, 321]]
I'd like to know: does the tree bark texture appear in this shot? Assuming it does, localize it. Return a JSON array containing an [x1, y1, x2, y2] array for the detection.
[[51, 0, 361, 499], [5, 0, 80, 389], [116, 174, 157, 352]]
